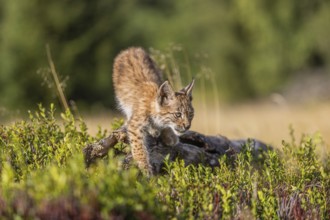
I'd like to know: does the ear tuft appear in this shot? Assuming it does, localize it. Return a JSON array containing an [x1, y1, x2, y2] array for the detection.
[[158, 81, 175, 106], [181, 79, 195, 96]]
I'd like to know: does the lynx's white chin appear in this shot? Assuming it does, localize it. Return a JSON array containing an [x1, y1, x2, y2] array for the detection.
[[173, 128, 185, 136]]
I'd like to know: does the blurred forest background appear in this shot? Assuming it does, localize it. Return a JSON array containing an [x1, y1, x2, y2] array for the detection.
[[0, 0, 330, 144]]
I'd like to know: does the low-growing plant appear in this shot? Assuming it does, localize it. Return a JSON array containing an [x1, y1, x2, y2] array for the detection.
[[0, 105, 165, 219], [0, 105, 329, 219]]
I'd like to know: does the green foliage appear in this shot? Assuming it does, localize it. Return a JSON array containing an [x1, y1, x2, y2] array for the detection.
[[0, 105, 329, 219], [0, 105, 163, 219]]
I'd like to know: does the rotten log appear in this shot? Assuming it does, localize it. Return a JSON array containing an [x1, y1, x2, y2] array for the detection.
[[83, 127, 270, 174]]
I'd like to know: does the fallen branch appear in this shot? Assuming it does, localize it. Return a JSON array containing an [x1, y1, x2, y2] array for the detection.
[[83, 127, 270, 174]]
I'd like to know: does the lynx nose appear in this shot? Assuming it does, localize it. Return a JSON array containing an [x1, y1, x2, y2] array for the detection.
[[183, 123, 190, 130]]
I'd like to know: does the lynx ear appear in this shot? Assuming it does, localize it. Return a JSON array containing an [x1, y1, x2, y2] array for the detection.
[[181, 79, 195, 96], [158, 81, 175, 106]]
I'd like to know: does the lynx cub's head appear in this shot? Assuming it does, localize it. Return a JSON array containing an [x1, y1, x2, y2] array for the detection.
[[155, 79, 195, 136]]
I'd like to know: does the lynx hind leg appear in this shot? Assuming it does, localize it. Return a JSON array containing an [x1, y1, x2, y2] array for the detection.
[[160, 127, 179, 147]]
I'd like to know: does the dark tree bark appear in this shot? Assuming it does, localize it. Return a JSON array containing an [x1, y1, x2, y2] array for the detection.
[[83, 127, 270, 174]]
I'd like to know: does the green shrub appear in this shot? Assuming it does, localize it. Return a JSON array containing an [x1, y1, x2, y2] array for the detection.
[[0, 105, 329, 219]]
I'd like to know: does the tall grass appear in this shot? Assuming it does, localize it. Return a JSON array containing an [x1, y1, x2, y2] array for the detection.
[[150, 44, 222, 134], [45, 44, 69, 112]]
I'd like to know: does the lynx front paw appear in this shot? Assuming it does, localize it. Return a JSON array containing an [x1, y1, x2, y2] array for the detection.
[[135, 161, 154, 176]]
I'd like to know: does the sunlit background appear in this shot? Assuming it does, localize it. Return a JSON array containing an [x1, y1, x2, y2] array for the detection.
[[1, 0, 329, 147]]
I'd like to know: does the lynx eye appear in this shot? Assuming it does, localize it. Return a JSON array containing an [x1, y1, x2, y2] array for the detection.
[[174, 112, 182, 118], [188, 112, 194, 119]]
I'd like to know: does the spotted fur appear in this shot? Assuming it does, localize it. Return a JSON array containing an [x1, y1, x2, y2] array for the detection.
[[113, 47, 195, 175]]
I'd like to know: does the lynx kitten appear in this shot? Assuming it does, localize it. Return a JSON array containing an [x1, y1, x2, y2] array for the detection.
[[113, 47, 195, 174]]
